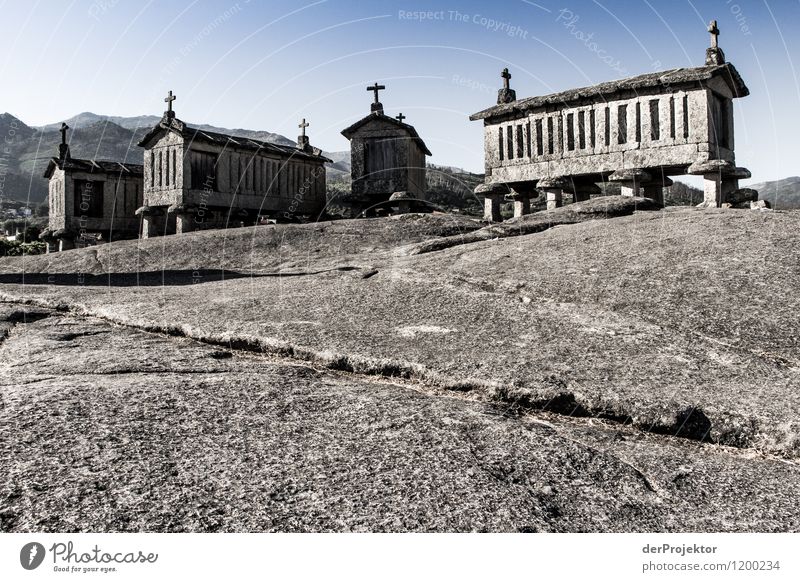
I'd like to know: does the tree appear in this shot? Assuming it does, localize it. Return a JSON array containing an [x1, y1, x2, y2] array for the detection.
[[34, 202, 49, 217]]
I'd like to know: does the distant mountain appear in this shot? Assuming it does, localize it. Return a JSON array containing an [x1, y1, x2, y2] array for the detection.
[[39, 112, 161, 133], [748, 176, 800, 209], [0, 112, 35, 139], [0, 112, 350, 204], [39, 112, 302, 149]]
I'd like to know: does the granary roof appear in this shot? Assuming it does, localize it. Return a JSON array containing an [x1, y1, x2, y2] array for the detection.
[[137, 115, 332, 163], [469, 62, 749, 122], [340, 112, 432, 156], [43, 157, 144, 179]]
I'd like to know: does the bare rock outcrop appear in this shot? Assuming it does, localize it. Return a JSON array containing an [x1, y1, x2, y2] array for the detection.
[[2, 202, 800, 532]]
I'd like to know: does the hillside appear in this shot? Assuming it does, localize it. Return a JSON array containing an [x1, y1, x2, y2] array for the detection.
[[40, 112, 301, 149], [426, 164, 485, 213], [0, 112, 350, 204], [1, 199, 799, 532], [749, 176, 800, 209]]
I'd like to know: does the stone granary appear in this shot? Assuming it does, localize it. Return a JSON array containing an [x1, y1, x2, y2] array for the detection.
[[136, 92, 331, 237], [470, 22, 756, 221], [341, 83, 431, 214], [42, 123, 143, 252]]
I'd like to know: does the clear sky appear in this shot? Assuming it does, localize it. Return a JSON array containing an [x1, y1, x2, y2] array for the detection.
[[1, 0, 798, 182]]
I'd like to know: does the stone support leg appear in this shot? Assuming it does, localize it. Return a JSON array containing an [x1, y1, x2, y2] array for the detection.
[[703, 174, 723, 207], [643, 184, 665, 205], [175, 213, 194, 235], [545, 189, 563, 210], [141, 216, 157, 239], [58, 237, 75, 252], [483, 194, 503, 222], [512, 197, 530, 218], [620, 181, 643, 197], [721, 178, 739, 204]]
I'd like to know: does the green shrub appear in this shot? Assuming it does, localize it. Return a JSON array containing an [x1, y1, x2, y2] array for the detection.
[[0, 239, 47, 257]]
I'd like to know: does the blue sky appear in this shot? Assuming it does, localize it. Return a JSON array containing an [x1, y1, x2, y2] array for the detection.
[[1, 0, 798, 182]]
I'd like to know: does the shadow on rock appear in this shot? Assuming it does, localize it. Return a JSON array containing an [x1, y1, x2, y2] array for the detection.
[[0, 270, 261, 287]]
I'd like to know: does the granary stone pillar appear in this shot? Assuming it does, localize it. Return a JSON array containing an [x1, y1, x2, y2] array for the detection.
[[475, 183, 508, 222], [642, 175, 673, 206], [609, 169, 651, 198], [537, 177, 569, 210], [508, 192, 530, 218], [688, 160, 736, 207], [506, 183, 537, 218], [642, 183, 667, 206], [54, 229, 75, 252], [168, 204, 198, 234], [704, 176, 723, 207], [572, 182, 601, 203], [721, 167, 752, 201], [234, 208, 250, 228], [390, 191, 414, 215], [135, 206, 160, 239], [141, 216, 157, 239], [546, 191, 563, 209], [175, 214, 192, 234], [39, 230, 57, 253]]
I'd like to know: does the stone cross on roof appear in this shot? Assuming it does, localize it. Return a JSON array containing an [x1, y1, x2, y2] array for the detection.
[[297, 118, 311, 150], [367, 82, 386, 113], [497, 68, 516, 105], [708, 20, 720, 48], [164, 90, 177, 116], [58, 122, 70, 160], [395, 113, 406, 123], [704, 19, 725, 65], [367, 83, 385, 103], [501, 68, 512, 90]]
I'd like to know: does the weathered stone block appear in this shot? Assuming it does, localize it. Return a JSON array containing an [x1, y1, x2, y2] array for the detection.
[[728, 188, 758, 206]]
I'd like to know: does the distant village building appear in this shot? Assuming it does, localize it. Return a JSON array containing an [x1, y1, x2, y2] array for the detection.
[[136, 91, 330, 237], [42, 123, 143, 251], [341, 83, 431, 214], [470, 21, 756, 221]]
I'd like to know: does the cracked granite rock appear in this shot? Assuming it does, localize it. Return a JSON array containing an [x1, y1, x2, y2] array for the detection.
[[1, 202, 799, 532]]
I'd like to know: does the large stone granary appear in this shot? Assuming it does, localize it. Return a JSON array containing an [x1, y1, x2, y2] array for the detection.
[[470, 21, 756, 220], [341, 83, 431, 214], [136, 92, 331, 237], [42, 123, 143, 251]]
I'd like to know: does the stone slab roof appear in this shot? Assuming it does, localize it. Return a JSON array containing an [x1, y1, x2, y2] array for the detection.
[[138, 116, 332, 163], [43, 157, 144, 179], [341, 112, 432, 156], [470, 63, 749, 122]]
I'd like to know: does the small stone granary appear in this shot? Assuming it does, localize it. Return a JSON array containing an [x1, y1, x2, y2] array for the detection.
[[341, 83, 431, 214], [470, 21, 756, 221], [136, 92, 331, 237], [42, 123, 144, 251]]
